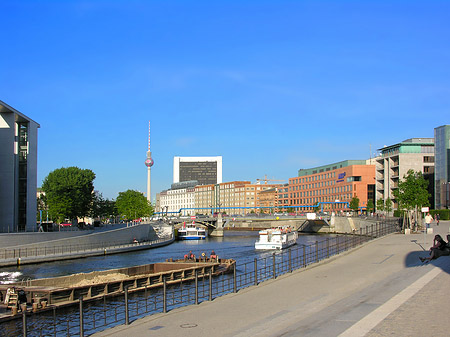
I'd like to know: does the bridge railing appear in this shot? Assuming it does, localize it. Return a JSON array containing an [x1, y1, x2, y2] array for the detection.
[[2, 219, 400, 337]]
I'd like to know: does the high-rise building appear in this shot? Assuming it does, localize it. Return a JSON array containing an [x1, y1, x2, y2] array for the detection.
[[434, 125, 450, 209], [376, 138, 435, 209], [0, 101, 40, 232], [173, 156, 222, 186]]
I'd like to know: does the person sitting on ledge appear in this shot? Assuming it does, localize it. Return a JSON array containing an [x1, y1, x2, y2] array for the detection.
[[420, 234, 450, 263], [210, 250, 217, 261]]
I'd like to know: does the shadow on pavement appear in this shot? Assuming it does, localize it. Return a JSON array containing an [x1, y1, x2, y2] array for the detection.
[[405, 243, 450, 274]]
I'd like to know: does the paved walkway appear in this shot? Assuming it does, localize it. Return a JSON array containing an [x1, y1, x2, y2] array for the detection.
[[94, 221, 450, 337]]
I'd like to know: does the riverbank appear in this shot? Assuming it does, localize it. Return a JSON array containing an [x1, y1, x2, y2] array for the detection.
[[94, 221, 450, 337]]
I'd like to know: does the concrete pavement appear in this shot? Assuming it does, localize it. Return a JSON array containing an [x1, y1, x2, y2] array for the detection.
[[94, 221, 450, 337]]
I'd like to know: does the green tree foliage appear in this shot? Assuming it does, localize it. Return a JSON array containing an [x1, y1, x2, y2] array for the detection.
[[90, 193, 117, 221], [42, 167, 95, 223], [376, 198, 385, 212], [116, 190, 153, 220], [393, 169, 430, 230], [350, 196, 360, 213], [384, 197, 392, 216], [366, 199, 375, 214], [385, 198, 393, 216]]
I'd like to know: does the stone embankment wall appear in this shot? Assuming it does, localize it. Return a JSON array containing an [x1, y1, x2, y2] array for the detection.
[[227, 217, 380, 234], [0, 223, 160, 250]]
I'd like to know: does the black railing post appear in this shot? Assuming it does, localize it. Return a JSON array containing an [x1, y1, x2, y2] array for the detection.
[[326, 238, 329, 258], [209, 269, 212, 301], [22, 309, 27, 337], [124, 285, 130, 325], [359, 228, 362, 245], [254, 258, 258, 285], [233, 263, 237, 293], [195, 271, 199, 304], [303, 245, 306, 267], [163, 277, 167, 313], [272, 253, 276, 279], [315, 241, 319, 262], [289, 249, 292, 273], [79, 297, 84, 337]]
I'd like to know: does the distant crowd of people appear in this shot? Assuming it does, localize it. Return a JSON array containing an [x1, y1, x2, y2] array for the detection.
[[184, 250, 218, 262]]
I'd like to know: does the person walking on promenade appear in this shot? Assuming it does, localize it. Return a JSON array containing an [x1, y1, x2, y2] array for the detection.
[[435, 213, 440, 226], [420, 234, 450, 263], [425, 213, 433, 229]]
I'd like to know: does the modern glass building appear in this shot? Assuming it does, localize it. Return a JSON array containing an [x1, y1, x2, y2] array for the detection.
[[434, 125, 450, 209], [0, 101, 40, 232]]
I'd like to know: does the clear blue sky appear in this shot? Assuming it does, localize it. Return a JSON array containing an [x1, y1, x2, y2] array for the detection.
[[1, 1, 449, 201]]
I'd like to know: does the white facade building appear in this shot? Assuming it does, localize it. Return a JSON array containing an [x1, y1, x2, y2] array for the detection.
[[159, 181, 196, 215], [0, 101, 40, 232]]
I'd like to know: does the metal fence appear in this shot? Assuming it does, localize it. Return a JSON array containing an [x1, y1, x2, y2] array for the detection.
[[0, 235, 174, 262], [1, 219, 400, 337]]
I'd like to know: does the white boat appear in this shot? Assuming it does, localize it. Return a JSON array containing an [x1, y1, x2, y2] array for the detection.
[[255, 227, 298, 250], [177, 224, 207, 240]]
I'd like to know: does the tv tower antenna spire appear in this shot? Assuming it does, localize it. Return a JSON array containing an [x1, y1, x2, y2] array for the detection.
[[144, 121, 154, 202]]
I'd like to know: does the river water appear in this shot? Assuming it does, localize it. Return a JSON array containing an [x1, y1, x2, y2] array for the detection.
[[0, 230, 330, 283]]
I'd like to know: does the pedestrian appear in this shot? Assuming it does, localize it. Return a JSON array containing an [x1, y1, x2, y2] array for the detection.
[[425, 213, 433, 229], [436, 213, 440, 226]]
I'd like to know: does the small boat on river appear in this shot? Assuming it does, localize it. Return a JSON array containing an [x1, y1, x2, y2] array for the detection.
[[177, 223, 207, 240], [255, 227, 298, 250]]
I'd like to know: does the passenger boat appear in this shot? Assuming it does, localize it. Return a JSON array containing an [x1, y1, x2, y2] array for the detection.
[[177, 223, 207, 240], [255, 227, 298, 250], [0, 258, 235, 314]]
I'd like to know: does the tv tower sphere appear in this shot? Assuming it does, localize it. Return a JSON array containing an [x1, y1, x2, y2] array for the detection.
[[145, 157, 154, 167]]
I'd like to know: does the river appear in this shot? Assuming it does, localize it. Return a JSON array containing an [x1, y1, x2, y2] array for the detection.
[[0, 230, 331, 284]]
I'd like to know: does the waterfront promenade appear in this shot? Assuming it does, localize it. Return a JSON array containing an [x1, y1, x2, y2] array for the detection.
[[95, 221, 450, 337]]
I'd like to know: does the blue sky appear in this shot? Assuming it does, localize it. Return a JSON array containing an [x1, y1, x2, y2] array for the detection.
[[1, 1, 449, 201]]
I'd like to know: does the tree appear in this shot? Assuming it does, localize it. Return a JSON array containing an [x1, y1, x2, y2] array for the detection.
[[350, 196, 360, 214], [393, 169, 430, 231], [90, 193, 117, 222], [366, 199, 375, 215], [376, 198, 385, 213], [385, 198, 393, 216], [116, 190, 153, 220], [42, 167, 95, 223]]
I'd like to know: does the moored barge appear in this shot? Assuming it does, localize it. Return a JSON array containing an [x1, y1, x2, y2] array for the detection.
[[0, 258, 235, 316]]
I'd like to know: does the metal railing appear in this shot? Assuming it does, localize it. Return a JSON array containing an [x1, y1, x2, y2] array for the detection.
[[1, 219, 400, 337], [0, 234, 174, 262]]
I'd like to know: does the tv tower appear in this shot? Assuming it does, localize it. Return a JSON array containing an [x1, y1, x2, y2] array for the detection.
[[144, 121, 154, 202]]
